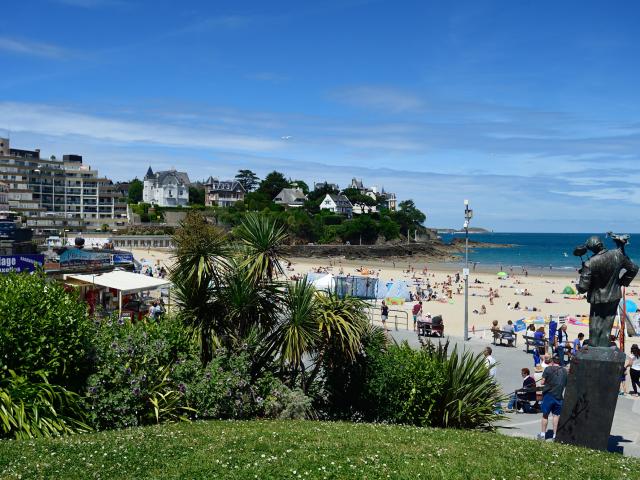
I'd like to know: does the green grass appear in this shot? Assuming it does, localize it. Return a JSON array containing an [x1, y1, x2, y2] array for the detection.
[[1, 420, 638, 479]]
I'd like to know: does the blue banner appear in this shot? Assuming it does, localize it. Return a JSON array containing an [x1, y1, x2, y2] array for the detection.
[[59, 248, 112, 267], [112, 253, 134, 264], [0, 254, 45, 274]]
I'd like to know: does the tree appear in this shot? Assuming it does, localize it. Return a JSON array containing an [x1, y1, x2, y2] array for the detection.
[[171, 212, 229, 365], [188, 185, 205, 206], [342, 188, 378, 213], [235, 169, 260, 192], [234, 212, 288, 282], [128, 178, 143, 204], [392, 199, 427, 234], [290, 180, 309, 194], [257, 171, 290, 200]]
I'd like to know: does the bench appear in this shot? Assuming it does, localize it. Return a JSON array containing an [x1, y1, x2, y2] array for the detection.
[[417, 318, 444, 338], [493, 330, 518, 347], [523, 335, 548, 354]]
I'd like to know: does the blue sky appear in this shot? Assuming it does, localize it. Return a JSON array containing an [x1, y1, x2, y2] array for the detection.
[[2, 0, 640, 232]]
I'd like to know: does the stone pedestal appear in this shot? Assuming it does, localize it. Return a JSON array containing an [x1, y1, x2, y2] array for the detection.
[[555, 346, 625, 450]]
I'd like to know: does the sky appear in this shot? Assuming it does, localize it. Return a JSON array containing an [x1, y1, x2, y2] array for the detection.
[[1, 0, 640, 232]]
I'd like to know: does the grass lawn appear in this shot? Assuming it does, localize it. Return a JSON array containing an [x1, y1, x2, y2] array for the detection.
[[1, 420, 638, 479]]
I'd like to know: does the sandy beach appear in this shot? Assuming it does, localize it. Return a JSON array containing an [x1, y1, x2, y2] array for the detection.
[[131, 247, 640, 353]]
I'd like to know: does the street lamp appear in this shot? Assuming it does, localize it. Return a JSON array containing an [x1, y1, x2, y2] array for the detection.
[[463, 199, 473, 341]]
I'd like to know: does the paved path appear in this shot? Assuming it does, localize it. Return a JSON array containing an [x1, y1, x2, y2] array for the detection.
[[388, 328, 640, 457]]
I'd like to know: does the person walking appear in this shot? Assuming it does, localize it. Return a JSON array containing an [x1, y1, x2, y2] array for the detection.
[[412, 301, 422, 332], [627, 344, 640, 396], [537, 355, 567, 441], [380, 301, 389, 332], [483, 347, 497, 380]]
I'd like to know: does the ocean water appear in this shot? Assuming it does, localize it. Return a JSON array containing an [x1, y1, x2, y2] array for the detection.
[[439, 232, 640, 270]]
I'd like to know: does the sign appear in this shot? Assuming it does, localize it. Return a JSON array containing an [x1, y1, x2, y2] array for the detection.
[[0, 254, 45, 274], [59, 248, 111, 268], [463, 268, 469, 278], [112, 253, 134, 264]]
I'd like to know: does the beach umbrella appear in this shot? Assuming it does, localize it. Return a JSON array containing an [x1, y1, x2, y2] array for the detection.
[[562, 285, 576, 295], [497, 271, 508, 278], [625, 299, 637, 313]]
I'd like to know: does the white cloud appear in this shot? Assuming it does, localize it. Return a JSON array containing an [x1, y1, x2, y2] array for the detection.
[[0, 37, 72, 60], [0, 102, 282, 153], [331, 86, 426, 113]]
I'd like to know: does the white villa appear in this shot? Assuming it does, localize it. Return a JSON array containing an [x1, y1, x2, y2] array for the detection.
[[143, 167, 190, 207], [320, 193, 353, 217]]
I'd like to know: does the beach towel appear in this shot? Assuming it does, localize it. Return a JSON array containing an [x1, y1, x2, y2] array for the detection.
[[514, 319, 527, 332]]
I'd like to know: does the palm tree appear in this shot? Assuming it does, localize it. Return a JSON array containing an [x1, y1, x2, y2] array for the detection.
[[267, 278, 320, 386], [215, 260, 282, 348], [234, 213, 287, 282], [305, 292, 369, 388], [171, 212, 229, 365]]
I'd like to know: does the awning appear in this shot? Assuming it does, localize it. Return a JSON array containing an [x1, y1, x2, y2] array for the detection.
[[64, 270, 170, 294]]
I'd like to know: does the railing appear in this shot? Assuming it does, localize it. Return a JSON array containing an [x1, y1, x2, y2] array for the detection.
[[365, 305, 409, 331]]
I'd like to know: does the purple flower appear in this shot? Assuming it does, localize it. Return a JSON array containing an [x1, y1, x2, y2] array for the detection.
[[178, 383, 186, 394], [125, 367, 132, 375], [118, 318, 125, 325], [205, 371, 212, 380], [132, 387, 140, 396]]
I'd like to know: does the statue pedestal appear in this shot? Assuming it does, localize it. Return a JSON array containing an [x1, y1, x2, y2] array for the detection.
[[556, 347, 625, 450]]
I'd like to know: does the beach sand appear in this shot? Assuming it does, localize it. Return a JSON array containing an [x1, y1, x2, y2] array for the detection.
[[130, 248, 640, 353]]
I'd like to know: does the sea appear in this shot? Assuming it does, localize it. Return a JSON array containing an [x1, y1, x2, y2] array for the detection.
[[439, 232, 640, 271]]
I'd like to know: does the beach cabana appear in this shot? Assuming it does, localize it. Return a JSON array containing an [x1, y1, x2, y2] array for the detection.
[[64, 270, 170, 316], [310, 273, 335, 292], [384, 280, 411, 305]]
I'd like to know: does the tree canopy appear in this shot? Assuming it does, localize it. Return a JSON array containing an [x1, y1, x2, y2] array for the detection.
[[235, 169, 260, 192], [127, 178, 143, 204], [257, 171, 290, 200]]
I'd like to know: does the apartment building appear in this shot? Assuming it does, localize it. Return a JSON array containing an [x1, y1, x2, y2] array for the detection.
[[0, 138, 127, 234], [204, 176, 245, 207]]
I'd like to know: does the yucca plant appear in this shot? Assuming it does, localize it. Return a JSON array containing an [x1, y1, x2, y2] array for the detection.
[[424, 341, 506, 429], [267, 278, 320, 386], [171, 211, 229, 365], [0, 370, 91, 440], [234, 212, 287, 282]]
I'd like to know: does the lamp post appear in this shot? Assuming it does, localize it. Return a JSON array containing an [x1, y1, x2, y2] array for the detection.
[[463, 199, 473, 341]]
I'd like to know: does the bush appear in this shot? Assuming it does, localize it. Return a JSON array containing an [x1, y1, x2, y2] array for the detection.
[[0, 370, 90, 440], [0, 272, 92, 389], [172, 347, 311, 420], [364, 341, 504, 429], [84, 316, 197, 430]]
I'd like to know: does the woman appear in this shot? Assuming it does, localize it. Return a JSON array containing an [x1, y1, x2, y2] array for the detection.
[[534, 326, 546, 355], [380, 301, 389, 332], [627, 344, 640, 396]]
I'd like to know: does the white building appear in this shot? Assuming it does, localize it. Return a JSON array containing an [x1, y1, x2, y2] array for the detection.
[[143, 167, 190, 207], [0, 138, 127, 234], [320, 193, 353, 217]]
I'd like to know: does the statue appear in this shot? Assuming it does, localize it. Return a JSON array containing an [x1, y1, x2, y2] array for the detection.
[[574, 234, 638, 347]]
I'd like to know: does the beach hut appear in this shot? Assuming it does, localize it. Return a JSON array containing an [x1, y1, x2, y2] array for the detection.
[[384, 280, 411, 305], [310, 273, 335, 292], [562, 285, 576, 295]]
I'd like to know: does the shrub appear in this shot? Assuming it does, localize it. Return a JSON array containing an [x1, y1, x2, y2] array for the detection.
[[0, 272, 92, 389], [0, 370, 90, 440], [364, 341, 504, 429], [84, 316, 196, 430], [172, 348, 308, 420]]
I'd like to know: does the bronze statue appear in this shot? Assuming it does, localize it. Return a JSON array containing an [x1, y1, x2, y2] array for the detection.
[[575, 234, 638, 347]]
